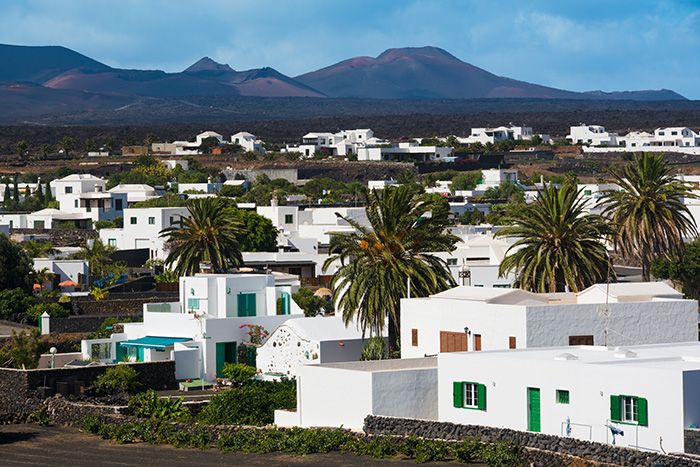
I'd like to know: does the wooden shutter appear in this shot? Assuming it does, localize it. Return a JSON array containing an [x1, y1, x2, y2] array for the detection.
[[610, 395, 621, 422], [637, 397, 648, 426], [509, 336, 516, 349], [440, 331, 468, 352], [474, 334, 482, 351], [477, 384, 487, 410], [453, 381, 463, 408], [411, 329, 418, 346]]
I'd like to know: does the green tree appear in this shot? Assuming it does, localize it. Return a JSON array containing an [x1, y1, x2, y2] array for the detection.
[[228, 208, 277, 252], [0, 235, 34, 292], [13, 174, 20, 204], [59, 136, 74, 153], [482, 181, 524, 203], [0, 288, 34, 321], [72, 239, 116, 280], [44, 181, 53, 203], [451, 172, 482, 192], [15, 140, 29, 157], [602, 153, 697, 281], [496, 183, 614, 293], [40, 143, 53, 156], [652, 240, 700, 300], [161, 198, 245, 276], [3, 185, 11, 209], [0, 329, 46, 369], [324, 185, 458, 351], [22, 240, 57, 259], [292, 287, 327, 317]]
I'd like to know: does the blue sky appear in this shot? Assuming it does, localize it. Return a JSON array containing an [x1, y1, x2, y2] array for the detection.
[[1, 0, 699, 98]]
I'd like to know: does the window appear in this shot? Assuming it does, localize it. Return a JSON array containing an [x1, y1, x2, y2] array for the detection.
[[33, 220, 45, 229], [659, 131, 665, 136], [452, 381, 486, 410], [583, 190, 592, 196], [237, 293, 256, 317], [169, 216, 175, 225], [74, 200, 79, 208], [284, 214, 294, 224], [411, 329, 418, 346], [148, 217, 155, 225], [130, 217, 137, 225], [556, 390, 570, 404], [671, 131, 678, 136], [65, 186, 73, 194], [115, 199, 123, 211], [569, 335, 594, 346], [91, 342, 111, 360], [187, 298, 200, 310], [610, 395, 648, 426], [108, 238, 117, 247], [509, 336, 516, 349], [446, 258, 458, 266]]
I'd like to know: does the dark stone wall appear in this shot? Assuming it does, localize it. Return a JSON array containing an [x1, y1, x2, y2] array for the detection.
[[364, 416, 699, 467], [71, 291, 177, 315], [0, 361, 176, 423], [684, 429, 700, 455], [49, 315, 134, 333], [12, 228, 97, 247]]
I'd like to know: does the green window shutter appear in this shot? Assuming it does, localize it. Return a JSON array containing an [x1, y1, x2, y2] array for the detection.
[[610, 395, 621, 422], [477, 384, 487, 410], [237, 293, 246, 317], [453, 381, 463, 408], [637, 397, 648, 426], [248, 293, 256, 317], [216, 342, 225, 377]]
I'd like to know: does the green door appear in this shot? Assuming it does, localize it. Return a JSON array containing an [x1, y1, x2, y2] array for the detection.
[[137, 347, 145, 362], [527, 387, 541, 432], [237, 293, 257, 317], [216, 341, 237, 377], [280, 292, 290, 315], [115, 343, 127, 362]]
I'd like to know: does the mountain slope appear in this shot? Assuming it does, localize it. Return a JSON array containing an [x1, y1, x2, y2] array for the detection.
[[0, 44, 111, 83], [296, 46, 686, 100]]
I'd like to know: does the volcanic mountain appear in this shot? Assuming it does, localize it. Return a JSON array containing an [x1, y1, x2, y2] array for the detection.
[[296, 46, 685, 100]]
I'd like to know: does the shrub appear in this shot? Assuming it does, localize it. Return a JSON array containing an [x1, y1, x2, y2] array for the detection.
[[128, 389, 190, 422], [0, 288, 34, 321], [87, 317, 132, 340], [479, 441, 522, 467], [198, 380, 295, 426], [92, 365, 141, 395], [27, 407, 51, 426], [0, 329, 47, 368], [360, 337, 387, 361], [221, 363, 256, 386], [454, 437, 482, 463], [26, 302, 68, 321]]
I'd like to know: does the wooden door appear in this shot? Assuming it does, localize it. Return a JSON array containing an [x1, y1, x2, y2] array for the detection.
[[439, 331, 468, 352], [474, 334, 482, 351]]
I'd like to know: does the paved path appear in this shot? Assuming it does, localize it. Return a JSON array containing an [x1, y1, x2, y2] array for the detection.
[[0, 424, 462, 466]]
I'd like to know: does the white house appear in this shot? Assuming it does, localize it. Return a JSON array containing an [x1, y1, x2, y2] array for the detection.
[[99, 207, 189, 259], [620, 127, 699, 149], [231, 132, 265, 153], [81, 273, 303, 380], [283, 129, 383, 158], [458, 125, 537, 145], [178, 181, 223, 194], [153, 131, 224, 156], [256, 315, 369, 378], [33, 258, 89, 290], [357, 142, 452, 162], [400, 282, 697, 359], [108, 184, 157, 206], [577, 183, 621, 215], [275, 357, 438, 431], [439, 342, 700, 453], [453, 169, 519, 198], [162, 159, 189, 171], [367, 180, 399, 191], [566, 124, 620, 147], [50, 174, 127, 224]]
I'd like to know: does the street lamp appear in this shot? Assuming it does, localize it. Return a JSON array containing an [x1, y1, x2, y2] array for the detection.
[[49, 347, 57, 369], [458, 263, 471, 286]]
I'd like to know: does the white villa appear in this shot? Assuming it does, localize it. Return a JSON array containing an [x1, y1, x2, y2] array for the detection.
[[99, 206, 189, 260], [231, 131, 265, 153], [283, 129, 385, 158], [439, 342, 700, 453], [400, 282, 697, 358], [81, 273, 303, 380], [356, 141, 452, 162], [108, 184, 157, 206], [620, 127, 699, 149], [566, 124, 620, 147], [152, 131, 224, 156], [457, 125, 549, 145]]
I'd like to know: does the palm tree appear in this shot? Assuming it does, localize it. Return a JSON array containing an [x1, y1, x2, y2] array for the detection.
[[323, 186, 458, 352], [161, 198, 245, 276], [495, 183, 614, 293], [73, 239, 116, 280], [35, 267, 56, 292], [602, 152, 697, 281]]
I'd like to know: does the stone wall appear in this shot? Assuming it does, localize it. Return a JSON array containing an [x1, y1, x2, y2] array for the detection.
[[684, 429, 700, 455], [0, 361, 176, 423], [49, 315, 135, 333], [71, 291, 177, 315], [12, 228, 97, 247], [364, 416, 698, 467]]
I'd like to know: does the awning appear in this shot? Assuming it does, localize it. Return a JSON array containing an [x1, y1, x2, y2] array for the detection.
[[119, 336, 191, 350]]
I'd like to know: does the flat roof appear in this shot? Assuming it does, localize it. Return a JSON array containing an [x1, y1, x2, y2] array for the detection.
[[319, 357, 436, 373], [441, 342, 700, 372]]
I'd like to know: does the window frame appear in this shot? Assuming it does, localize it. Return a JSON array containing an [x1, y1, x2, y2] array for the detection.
[[130, 217, 137, 225], [463, 382, 479, 408], [621, 395, 638, 423], [556, 389, 570, 404], [148, 216, 155, 225], [453, 381, 486, 411], [284, 214, 294, 224]]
